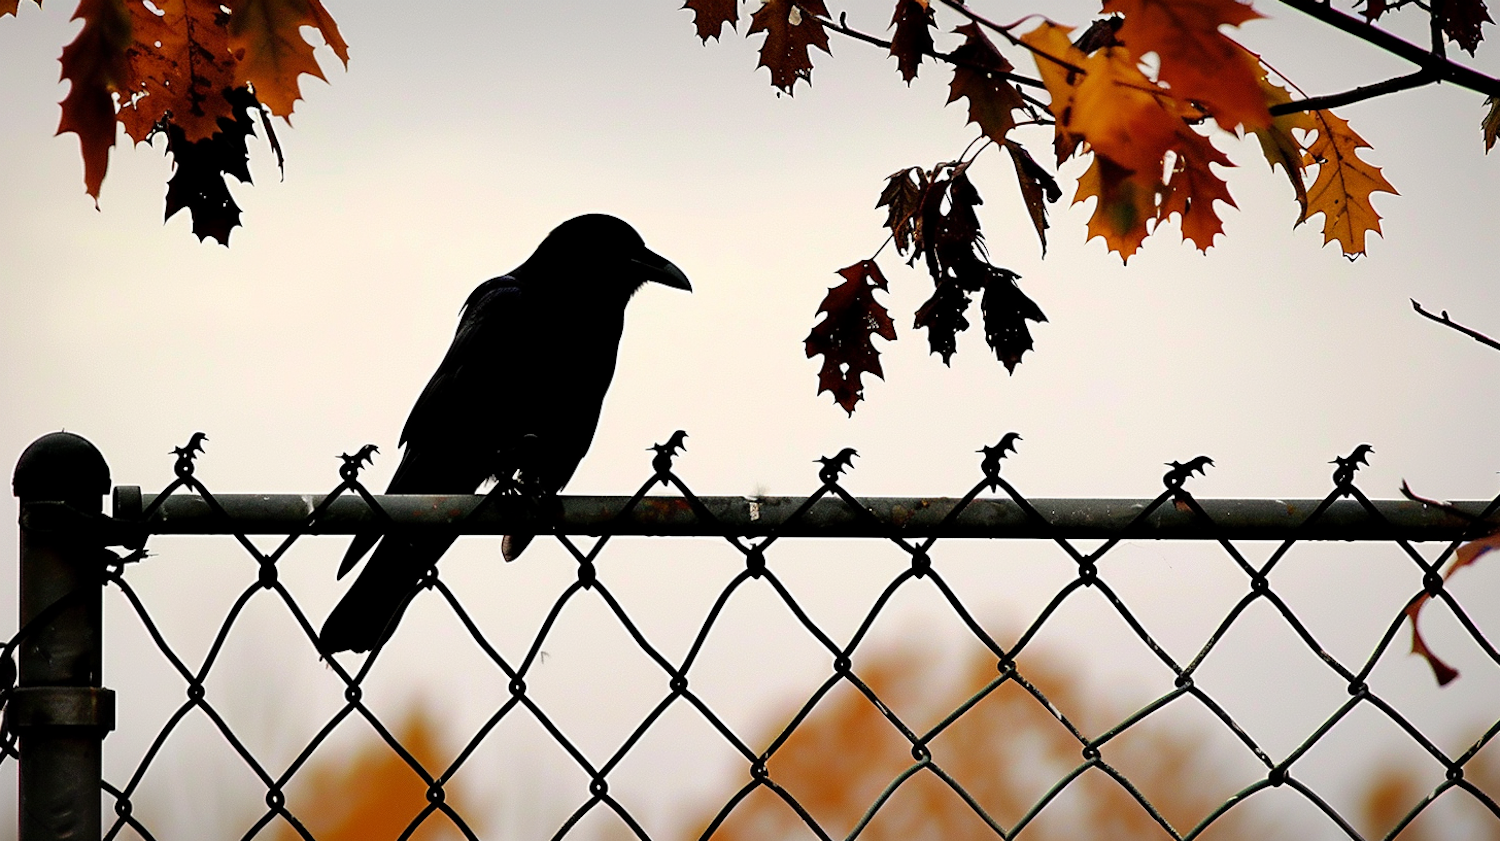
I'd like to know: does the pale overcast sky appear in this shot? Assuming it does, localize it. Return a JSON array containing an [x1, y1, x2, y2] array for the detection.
[[2, 2, 1499, 839]]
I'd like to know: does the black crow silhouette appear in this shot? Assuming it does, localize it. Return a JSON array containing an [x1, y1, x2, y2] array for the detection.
[[319, 214, 691, 654]]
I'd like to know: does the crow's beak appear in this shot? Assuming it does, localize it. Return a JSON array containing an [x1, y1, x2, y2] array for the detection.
[[633, 247, 692, 291]]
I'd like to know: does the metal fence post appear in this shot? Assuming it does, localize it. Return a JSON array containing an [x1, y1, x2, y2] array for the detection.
[[12, 432, 115, 841]]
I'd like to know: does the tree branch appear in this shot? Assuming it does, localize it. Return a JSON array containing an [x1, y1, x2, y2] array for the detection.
[[815, 10, 1048, 90], [1411, 300, 1500, 352], [1274, 0, 1500, 97], [932, 0, 1089, 76], [1269, 69, 1436, 115]]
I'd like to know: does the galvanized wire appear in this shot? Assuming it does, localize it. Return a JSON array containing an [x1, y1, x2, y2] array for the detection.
[[4, 433, 1499, 841]]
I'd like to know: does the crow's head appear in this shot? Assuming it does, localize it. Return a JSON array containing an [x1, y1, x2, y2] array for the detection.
[[532, 214, 692, 296]]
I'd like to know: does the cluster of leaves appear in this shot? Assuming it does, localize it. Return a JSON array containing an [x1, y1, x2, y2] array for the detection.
[[4, 0, 347, 243], [685, 0, 1496, 412]]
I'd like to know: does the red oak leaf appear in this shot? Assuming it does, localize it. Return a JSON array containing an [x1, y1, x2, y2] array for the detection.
[[946, 22, 1024, 143], [806, 260, 897, 414], [748, 0, 831, 94], [683, 0, 738, 42], [888, 0, 934, 84]]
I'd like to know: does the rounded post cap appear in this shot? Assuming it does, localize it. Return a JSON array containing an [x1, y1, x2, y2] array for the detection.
[[13, 432, 110, 501]]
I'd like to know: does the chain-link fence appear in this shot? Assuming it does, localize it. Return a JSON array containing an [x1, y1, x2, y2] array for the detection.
[[6, 431, 1499, 841]]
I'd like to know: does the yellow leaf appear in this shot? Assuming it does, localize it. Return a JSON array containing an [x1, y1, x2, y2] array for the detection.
[[1300, 110, 1397, 257], [1021, 21, 1089, 164]]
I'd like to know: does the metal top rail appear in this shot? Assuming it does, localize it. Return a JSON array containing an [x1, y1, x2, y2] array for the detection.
[[109, 487, 1500, 541]]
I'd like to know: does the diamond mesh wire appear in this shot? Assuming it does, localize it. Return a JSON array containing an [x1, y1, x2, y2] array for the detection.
[[4, 433, 1499, 841]]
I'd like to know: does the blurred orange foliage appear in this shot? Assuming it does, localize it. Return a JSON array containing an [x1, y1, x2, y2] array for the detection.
[[692, 646, 1269, 840], [272, 705, 480, 841]]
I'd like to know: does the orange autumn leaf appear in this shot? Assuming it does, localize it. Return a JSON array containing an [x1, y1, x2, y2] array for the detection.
[[1159, 146, 1236, 250], [1300, 109, 1397, 257], [225, 0, 349, 118], [1067, 45, 1189, 175], [118, 0, 240, 143], [748, 0, 830, 94], [1075, 155, 1157, 260], [56, 0, 132, 201], [1028, 20, 1236, 259], [1103, 0, 1269, 131], [1, 0, 35, 17]]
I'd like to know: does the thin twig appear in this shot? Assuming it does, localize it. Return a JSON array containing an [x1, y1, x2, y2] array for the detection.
[[932, 0, 1087, 76], [1269, 69, 1436, 115], [815, 10, 1048, 90], [1411, 300, 1500, 352]]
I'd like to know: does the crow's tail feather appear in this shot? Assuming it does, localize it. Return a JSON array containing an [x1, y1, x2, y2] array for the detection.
[[318, 534, 455, 655], [337, 532, 382, 578]]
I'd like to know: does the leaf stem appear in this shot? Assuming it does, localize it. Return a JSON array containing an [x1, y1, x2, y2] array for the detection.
[[932, 0, 1087, 77], [814, 9, 1048, 90]]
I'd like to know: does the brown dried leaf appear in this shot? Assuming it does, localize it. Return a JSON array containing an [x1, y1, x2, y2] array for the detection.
[[805, 260, 897, 414], [913, 279, 970, 365], [56, 0, 132, 201], [1483, 96, 1500, 152], [164, 86, 259, 244], [888, 0, 934, 84], [1004, 139, 1061, 254], [981, 268, 1046, 372], [683, 0, 738, 41], [1404, 594, 1462, 686], [946, 22, 1024, 143], [877, 166, 925, 255], [748, 0, 830, 94], [1072, 15, 1124, 52], [1441, 0, 1492, 54]]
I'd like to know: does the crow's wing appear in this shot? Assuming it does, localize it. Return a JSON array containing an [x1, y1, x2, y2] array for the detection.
[[337, 276, 528, 578], [398, 275, 528, 459]]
